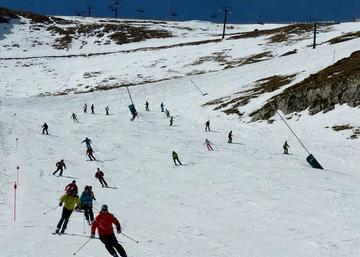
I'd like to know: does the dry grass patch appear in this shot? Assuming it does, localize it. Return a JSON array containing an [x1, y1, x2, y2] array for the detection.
[[47, 23, 172, 49], [332, 124, 353, 131], [83, 71, 102, 79], [328, 31, 360, 45], [229, 24, 316, 44], [281, 49, 298, 57], [225, 51, 273, 69], [350, 128, 360, 139], [189, 51, 272, 70], [204, 74, 296, 116]]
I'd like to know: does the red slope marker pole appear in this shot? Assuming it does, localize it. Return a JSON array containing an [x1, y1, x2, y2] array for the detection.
[[14, 182, 17, 222]]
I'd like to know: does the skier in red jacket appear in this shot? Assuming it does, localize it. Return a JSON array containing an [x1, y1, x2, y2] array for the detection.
[[91, 205, 127, 257], [87, 147, 96, 161]]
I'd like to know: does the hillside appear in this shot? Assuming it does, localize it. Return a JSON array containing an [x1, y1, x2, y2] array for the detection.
[[1, 8, 360, 257]]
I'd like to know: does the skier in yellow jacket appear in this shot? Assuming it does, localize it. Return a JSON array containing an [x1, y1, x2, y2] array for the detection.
[[54, 188, 80, 234]]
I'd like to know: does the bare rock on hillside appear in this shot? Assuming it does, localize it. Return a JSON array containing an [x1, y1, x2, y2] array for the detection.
[[250, 51, 360, 121]]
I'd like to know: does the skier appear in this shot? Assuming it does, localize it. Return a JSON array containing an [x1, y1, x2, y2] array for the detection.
[[80, 185, 96, 225], [87, 147, 96, 161], [53, 159, 66, 176], [165, 109, 170, 118], [71, 113, 79, 123], [81, 137, 92, 149], [228, 130, 233, 143], [65, 180, 78, 195], [91, 104, 95, 114], [42, 122, 49, 135], [83, 103, 87, 113], [160, 102, 164, 112], [172, 151, 182, 166], [105, 106, 110, 115], [283, 141, 290, 154], [91, 205, 128, 257], [169, 116, 174, 126], [205, 120, 210, 132], [54, 188, 80, 234], [95, 168, 108, 187], [204, 138, 214, 151], [145, 101, 149, 111]]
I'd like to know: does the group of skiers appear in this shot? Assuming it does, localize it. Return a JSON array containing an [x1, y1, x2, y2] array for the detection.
[[46, 99, 294, 257], [83, 103, 95, 114], [54, 179, 126, 257], [82, 103, 111, 116]]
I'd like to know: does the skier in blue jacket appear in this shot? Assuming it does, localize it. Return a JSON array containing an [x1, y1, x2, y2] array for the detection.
[[80, 185, 96, 225], [81, 137, 92, 149]]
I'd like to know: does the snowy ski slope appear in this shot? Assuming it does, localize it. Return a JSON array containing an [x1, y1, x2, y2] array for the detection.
[[1, 16, 360, 257]]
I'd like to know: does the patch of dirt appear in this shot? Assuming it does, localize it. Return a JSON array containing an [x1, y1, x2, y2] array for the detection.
[[250, 51, 360, 121], [327, 31, 360, 45], [228, 24, 329, 44], [83, 71, 103, 78], [331, 124, 353, 131], [350, 128, 360, 139], [225, 51, 273, 69], [203, 74, 296, 116], [281, 49, 298, 57], [190, 51, 229, 66], [189, 51, 272, 69], [47, 23, 172, 49]]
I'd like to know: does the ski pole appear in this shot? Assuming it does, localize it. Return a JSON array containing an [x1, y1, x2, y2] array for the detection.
[[10, 113, 16, 133], [73, 238, 92, 255], [43, 206, 59, 215], [83, 214, 86, 234], [121, 232, 139, 243]]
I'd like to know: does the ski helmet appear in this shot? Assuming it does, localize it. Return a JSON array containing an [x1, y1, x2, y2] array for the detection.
[[101, 204, 108, 212]]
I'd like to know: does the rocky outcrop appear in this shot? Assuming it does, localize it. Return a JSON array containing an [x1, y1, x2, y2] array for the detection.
[[0, 6, 69, 24], [250, 51, 360, 121]]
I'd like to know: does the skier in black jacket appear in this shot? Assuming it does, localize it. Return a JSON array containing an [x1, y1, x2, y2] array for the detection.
[[42, 122, 49, 135]]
